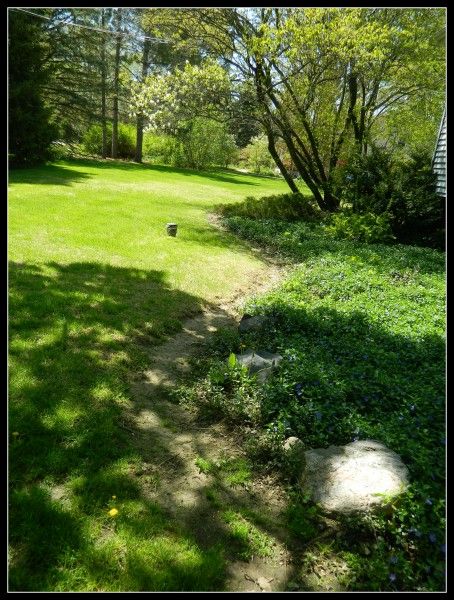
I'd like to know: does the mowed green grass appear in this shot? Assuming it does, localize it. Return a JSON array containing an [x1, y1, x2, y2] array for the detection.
[[8, 159, 288, 591]]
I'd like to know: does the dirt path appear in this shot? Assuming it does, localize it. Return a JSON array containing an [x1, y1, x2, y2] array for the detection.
[[120, 252, 310, 591]]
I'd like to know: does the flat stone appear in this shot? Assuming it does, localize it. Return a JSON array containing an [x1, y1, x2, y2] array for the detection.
[[302, 439, 409, 514], [235, 349, 283, 382], [238, 314, 267, 333], [283, 436, 304, 452]]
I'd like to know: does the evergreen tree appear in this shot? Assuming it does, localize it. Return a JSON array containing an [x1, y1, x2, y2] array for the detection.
[[8, 10, 57, 166]]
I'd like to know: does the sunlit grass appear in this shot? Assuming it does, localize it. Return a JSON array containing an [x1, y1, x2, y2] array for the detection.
[[8, 158, 288, 591]]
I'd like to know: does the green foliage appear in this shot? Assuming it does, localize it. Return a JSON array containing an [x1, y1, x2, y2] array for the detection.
[[143, 119, 238, 169], [132, 58, 231, 132], [337, 147, 445, 248], [217, 192, 321, 222], [195, 457, 217, 474], [9, 11, 58, 166], [143, 132, 182, 165], [82, 123, 137, 159], [389, 152, 445, 248], [284, 492, 321, 542], [324, 211, 395, 244], [180, 212, 445, 590], [238, 135, 276, 174], [177, 118, 238, 169]]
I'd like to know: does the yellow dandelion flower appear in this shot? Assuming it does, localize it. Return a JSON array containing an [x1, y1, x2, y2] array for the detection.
[[108, 508, 119, 517], [112, 495, 116, 499]]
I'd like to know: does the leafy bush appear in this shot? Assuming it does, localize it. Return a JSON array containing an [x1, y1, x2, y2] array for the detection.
[[48, 141, 77, 160], [217, 192, 322, 222], [389, 152, 445, 248], [238, 134, 276, 174], [336, 147, 444, 248], [82, 122, 136, 159], [178, 117, 238, 169], [145, 119, 238, 169], [143, 132, 182, 165], [324, 210, 395, 244]]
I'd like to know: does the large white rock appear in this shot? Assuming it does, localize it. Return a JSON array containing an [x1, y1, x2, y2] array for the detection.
[[302, 439, 409, 514]]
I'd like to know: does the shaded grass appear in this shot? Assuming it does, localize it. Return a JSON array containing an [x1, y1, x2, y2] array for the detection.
[[8, 158, 288, 591]]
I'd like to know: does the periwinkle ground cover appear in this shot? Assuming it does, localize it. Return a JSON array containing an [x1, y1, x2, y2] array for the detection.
[[194, 214, 445, 590]]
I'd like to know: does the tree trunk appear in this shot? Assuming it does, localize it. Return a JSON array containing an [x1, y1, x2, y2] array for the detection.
[[265, 127, 298, 193], [111, 8, 121, 159], [100, 9, 107, 159], [322, 188, 340, 212], [135, 38, 150, 163]]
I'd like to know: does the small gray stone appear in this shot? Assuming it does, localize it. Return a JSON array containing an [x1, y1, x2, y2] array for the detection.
[[238, 314, 267, 333], [283, 436, 303, 452], [301, 439, 409, 514], [235, 349, 282, 382]]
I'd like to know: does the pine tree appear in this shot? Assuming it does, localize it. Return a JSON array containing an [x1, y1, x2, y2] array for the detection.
[[8, 10, 57, 166]]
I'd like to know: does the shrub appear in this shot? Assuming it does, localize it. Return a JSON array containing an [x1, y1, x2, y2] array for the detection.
[[389, 152, 445, 248], [82, 122, 136, 159], [238, 135, 276, 174], [178, 118, 238, 169], [217, 192, 321, 222], [324, 210, 395, 244], [143, 132, 182, 165], [336, 147, 444, 248]]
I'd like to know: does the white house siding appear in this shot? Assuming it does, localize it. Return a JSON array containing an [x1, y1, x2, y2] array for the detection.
[[433, 110, 446, 197]]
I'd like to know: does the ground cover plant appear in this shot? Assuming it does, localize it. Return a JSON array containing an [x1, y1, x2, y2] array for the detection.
[[179, 208, 446, 591], [8, 158, 288, 591]]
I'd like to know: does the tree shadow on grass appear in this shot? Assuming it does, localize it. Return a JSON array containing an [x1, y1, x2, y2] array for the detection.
[[58, 157, 263, 187], [8, 163, 92, 186], [7, 259, 307, 591], [8, 260, 232, 591]]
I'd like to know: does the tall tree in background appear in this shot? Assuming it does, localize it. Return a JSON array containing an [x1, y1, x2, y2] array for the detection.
[[134, 37, 150, 163], [8, 10, 57, 166], [100, 8, 109, 159], [111, 8, 122, 159], [137, 8, 445, 211]]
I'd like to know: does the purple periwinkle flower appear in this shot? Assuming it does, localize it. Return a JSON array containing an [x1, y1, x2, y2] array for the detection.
[[429, 533, 437, 543], [425, 498, 433, 506], [362, 354, 368, 360], [389, 555, 398, 565], [410, 404, 416, 412], [389, 573, 397, 583], [295, 383, 303, 397]]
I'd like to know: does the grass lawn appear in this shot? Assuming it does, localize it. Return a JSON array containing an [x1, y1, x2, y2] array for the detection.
[[8, 158, 288, 591]]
